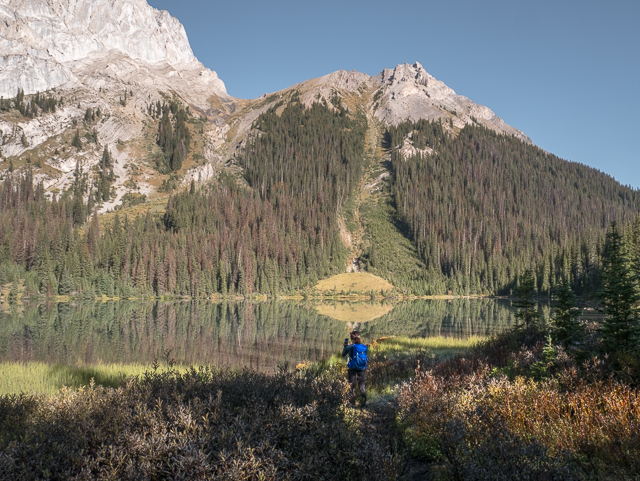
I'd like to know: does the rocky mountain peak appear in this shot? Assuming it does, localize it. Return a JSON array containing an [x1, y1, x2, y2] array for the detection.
[[0, 0, 226, 97], [373, 62, 530, 143], [379, 62, 456, 102]]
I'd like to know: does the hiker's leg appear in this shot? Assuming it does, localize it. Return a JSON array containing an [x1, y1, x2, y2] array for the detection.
[[358, 370, 366, 406], [357, 370, 366, 395], [347, 369, 357, 404]]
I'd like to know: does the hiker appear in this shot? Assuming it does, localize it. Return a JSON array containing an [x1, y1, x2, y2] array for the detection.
[[342, 330, 368, 407]]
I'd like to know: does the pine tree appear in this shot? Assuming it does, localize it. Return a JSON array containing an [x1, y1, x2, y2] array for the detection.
[[599, 222, 640, 354], [71, 129, 82, 149], [551, 278, 585, 348], [513, 269, 541, 332], [58, 267, 75, 295]]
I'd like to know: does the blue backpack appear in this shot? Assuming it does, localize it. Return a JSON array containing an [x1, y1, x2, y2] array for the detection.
[[348, 344, 368, 370]]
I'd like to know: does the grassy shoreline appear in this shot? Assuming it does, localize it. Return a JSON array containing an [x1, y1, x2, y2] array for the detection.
[[2, 332, 638, 479], [0, 362, 191, 397], [0, 336, 483, 397]]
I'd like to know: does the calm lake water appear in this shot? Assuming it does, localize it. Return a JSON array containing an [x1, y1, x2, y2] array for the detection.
[[0, 298, 536, 371]]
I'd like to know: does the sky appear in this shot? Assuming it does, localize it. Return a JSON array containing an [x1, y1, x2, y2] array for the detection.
[[147, 0, 640, 189]]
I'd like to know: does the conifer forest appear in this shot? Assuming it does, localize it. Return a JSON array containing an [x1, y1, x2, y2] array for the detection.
[[1, 96, 639, 299]]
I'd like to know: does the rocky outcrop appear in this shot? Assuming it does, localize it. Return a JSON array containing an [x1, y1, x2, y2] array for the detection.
[[0, 0, 234, 213], [0, 0, 226, 98], [372, 62, 531, 143]]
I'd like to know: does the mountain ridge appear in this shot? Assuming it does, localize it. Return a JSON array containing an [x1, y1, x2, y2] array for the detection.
[[1, 0, 638, 298]]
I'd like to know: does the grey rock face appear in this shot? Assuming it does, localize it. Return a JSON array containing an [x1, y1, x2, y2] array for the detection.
[[372, 62, 530, 143], [0, 0, 231, 212], [0, 0, 226, 97]]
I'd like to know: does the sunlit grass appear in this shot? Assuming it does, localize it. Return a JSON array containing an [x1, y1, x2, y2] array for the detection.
[[371, 335, 486, 355], [0, 362, 189, 396], [314, 272, 394, 293]]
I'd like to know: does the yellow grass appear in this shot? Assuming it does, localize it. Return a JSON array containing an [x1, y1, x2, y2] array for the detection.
[[370, 335, 486, 355], [313, 301, 394, 323], [315, 272, 394, 293], [0, 362, 189, 396]]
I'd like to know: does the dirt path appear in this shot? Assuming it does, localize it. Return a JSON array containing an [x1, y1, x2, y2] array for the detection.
[[354, 394, 435, 480]]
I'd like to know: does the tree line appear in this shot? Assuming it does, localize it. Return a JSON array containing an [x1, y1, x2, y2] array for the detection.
[[381, 119, 640, 295], [1, 102, 639, 299], [0, 96, 367, 297]]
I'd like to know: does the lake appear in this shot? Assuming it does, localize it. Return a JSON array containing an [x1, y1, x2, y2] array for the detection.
[[0, 298, 530, 371]]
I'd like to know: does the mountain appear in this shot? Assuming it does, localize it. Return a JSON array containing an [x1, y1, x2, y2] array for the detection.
[[0, 0, 233, 210], [0, 0, 638, 298], [0, 0, 528, 208], [0, 0, 226, 98]]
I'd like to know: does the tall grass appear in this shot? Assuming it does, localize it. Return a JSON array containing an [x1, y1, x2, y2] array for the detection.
[[0, 362, 188, 396], [371, 335, 485, 355]]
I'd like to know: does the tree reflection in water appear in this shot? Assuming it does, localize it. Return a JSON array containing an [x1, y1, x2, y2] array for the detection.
[[0, 299, 525, 370]]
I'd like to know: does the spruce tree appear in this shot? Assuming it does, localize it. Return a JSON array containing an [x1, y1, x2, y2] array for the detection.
[[58, 268, 75, 295], [71, 129, 82, 149], [513, 269, 541, 332], [599, 222, 640, 354], [551, 278, 585, 348]]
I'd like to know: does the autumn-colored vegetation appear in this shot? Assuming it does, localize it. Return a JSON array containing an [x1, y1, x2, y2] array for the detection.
[[397, 332, 640, 480], [0, 366, 400, 480]]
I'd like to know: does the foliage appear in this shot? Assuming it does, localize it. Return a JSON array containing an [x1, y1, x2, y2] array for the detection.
[[158, 172, 181, 193], [598, 222, 640, 354], [117, 192, 147, 209], [359, 195, 440, 295], [397, 331, 640, 480], [156, 100, 192, 172], [388, 120, 639, 296], [94, 146, 115, 203], [513, 269, 542, 332], [0, 89, 59, 117], [71, 129, 82, 149], [551, 278, 586, 348], [0, 170, 88, 297], [0, 367, 400, 480], [3, 101, 640, 298]]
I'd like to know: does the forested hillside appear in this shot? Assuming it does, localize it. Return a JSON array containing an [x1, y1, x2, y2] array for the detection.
[[372, 120, 640, 295], [0, 97, 367, 297], [1, 100, 639, 298]]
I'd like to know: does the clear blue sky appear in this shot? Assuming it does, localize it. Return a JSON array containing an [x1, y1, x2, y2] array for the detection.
[[147, 0, 640, 189]]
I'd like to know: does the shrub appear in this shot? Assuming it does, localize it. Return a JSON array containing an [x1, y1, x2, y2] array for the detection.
[[0, 367, 400, 480], [397, 349, 640, 480]]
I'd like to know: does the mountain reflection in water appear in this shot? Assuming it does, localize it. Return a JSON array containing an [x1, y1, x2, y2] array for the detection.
[[0, 299, 523, 371]]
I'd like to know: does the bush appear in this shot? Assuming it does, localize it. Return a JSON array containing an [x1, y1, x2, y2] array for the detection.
[[397, 339, 640, 480], [0, 367, 400, 480]]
